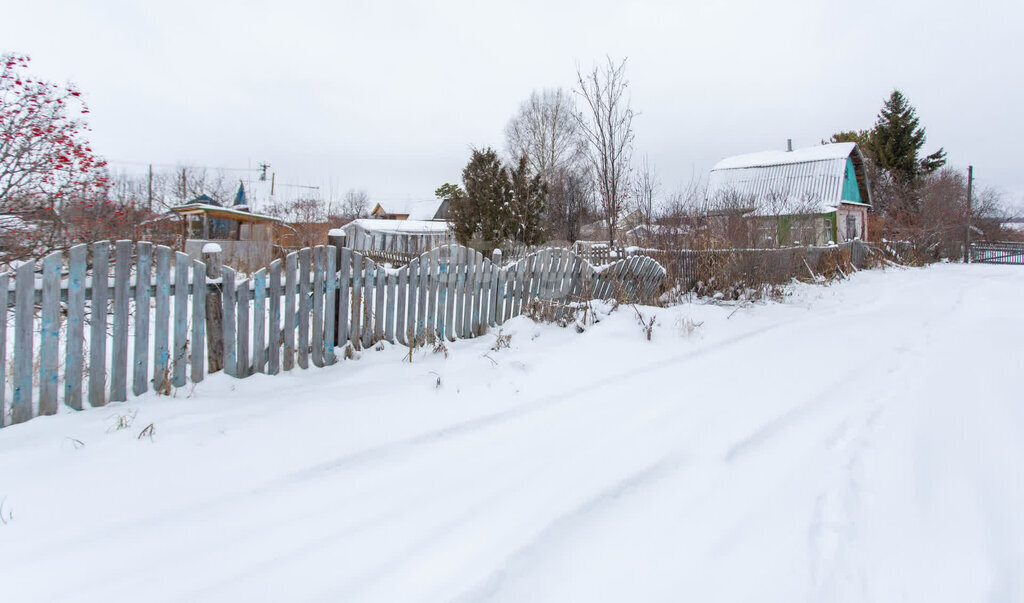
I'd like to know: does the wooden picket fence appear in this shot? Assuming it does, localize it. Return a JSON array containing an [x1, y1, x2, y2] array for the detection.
[[1, 242, 665, 428]]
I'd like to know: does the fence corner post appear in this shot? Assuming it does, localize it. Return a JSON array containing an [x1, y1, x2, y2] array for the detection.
[[491, 248, 502, 265], [204, 244, 225, 374]]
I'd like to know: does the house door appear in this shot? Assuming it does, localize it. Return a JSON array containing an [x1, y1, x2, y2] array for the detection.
[[846, 214, 858, 240]]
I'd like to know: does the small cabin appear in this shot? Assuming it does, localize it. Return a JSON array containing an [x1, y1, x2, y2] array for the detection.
[[705, 142, 872, 247]]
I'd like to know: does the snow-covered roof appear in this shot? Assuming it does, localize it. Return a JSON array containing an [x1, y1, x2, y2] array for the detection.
[[332, 219, 451, 236], [169, 203, 281, 223], [371, 200, 443, 221], [706, 142, 871, 215]]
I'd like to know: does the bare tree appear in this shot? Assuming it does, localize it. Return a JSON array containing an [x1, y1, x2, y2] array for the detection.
[[547, 166, 595, 243], [505, 88, 586, 179], [340, 188, 370, 218], [575, 56, 636, 246], [632, 154, 659, 229]]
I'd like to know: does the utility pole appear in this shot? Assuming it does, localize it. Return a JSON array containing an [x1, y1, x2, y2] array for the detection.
[[147, 164, 153, 213], [964, 165, 973, 263], [181, 167, 187, 203]]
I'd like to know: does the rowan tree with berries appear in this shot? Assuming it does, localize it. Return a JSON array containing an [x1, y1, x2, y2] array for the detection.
[[0, 53, 120, 262]]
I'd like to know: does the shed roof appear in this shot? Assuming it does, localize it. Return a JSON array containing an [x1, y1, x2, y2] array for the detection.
[[168, 203, 281, 224], [332, 218, 451, 236], [371, 199, 444, 221], [706, 142, 871, 215]]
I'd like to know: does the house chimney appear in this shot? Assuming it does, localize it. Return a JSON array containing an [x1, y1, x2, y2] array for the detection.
[[786, 139, 793, 152]]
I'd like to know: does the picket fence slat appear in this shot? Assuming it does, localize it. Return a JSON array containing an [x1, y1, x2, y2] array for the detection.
[[253, 268, 267, 374], [337, 248, 351, 347], [39, 251, 62, 415], [65, 245, 87, 409], [283, 252, 297, 370], [153, 246, 171, 392], [324, 246, 337, 364], [237, 277, 250, 378], [192, 259, 206, 383], [0, 273, 7, 425], [363, 255, 373, 348], [133, 243, 152, 396], [396, 263, 408, 346], [12, 261, 34, 424], [298, 247, 311, 370], [110, 240, 132, 401], [222, 266, 237, 378], [312, 246, 325, 368], [173, 252, 190, 387], [88, 242, 110, 407], [268, 259, 282, 375], [350, 251, 362, 349], [374, 255, 386, 343]]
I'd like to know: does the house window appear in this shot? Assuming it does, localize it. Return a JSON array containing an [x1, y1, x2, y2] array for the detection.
[[846, 214, 857, 240], [823, 218, 832, 244]]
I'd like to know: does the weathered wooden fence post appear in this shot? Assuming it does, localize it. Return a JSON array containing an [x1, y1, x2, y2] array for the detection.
[[204, 244, 224, 373]]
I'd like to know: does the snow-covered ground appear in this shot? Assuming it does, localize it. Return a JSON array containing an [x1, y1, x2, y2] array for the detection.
[[1, 263, 1022, 602]]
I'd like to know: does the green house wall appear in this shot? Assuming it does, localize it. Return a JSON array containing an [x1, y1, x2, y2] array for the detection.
[[842, 157, 863, 204]]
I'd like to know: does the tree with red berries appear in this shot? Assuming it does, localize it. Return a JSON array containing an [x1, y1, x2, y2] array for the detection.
[[0, 53, 111, 261]]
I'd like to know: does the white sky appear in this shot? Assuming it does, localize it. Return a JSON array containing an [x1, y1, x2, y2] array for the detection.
[[3, 0, 1022, 210]]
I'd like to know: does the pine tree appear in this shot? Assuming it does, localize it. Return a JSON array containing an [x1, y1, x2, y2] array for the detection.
[[507, 155, 547, 246], [871, 89, 946, 184], [434, 183, 470, 244]]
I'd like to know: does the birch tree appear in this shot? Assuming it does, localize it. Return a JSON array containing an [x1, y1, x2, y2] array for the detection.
[[575, 56, 635, 245]]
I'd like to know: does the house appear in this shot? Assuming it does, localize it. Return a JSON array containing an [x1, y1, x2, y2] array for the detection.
[[331, 218, 453, 255], [370, 199, 448, 221], [169, 184, 281, 271], [705, 142, 872, 247]]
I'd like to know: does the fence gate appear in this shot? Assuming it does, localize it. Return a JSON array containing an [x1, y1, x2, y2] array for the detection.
[[970, 242, 1024, 265]]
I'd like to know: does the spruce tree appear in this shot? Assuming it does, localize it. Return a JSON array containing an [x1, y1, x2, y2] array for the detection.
[[871, 89, 946, 184], [460, 148, 511, 246], [435, 183, 470, 244], [507, 155, 547, 246]]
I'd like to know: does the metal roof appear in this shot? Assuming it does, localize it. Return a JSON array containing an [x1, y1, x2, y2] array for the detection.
[[706, 142, 871, 215]]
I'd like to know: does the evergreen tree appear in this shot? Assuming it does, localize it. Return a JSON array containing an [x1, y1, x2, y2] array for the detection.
[[869, 90, 946, 184], [507, 155, 547, 246], [460, 148, 511, 246]]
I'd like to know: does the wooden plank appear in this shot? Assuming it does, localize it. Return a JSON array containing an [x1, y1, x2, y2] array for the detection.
[[173, 252, 190, 387], [89, 241, 109, 407], [350, 251, 363, 348], [132, 242, 152, 396], [444, 246, 457, 341], [283, 252, 297, 370], [236, 278, 250, 377], [426, 249, 438, 337], [337, 248, 351, 347], [362, 255, 374, 349], [436, 247, 449, 339], [38, 251, 62, 415], [63, 245, 87, 410], [110, 240, 131, 401], [191, 258, 206, 383], [268, 259, 282, 375], [153, 246, 171, 392], [311, 246, 325, 368], [203, 249, 223, 374], [503, 263, 515, 323], [416, 253, 428, 340], [374, 255, 385, 344], [406, 258, 419, 343], [384, 267, 396, 344], [298, 247, 311, 369], [323, 246, 337, 364], [395, 264, 408, 346], [466, 246, 477, 335], [12, 261, 35, 423], [475, 251, 486, 335], [453, 246, 465, 339], [0, 273, 7, 424], [222, 265, 237, 378], [253, 268, 267, 373]]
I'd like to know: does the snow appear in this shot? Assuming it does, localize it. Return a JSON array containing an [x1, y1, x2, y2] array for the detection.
[[712, 142, 857, 171], [1, 264, 1023, 601], [201, 242, 222, 254], [373, 199, 444, 221], [338, 218, 451, 235]]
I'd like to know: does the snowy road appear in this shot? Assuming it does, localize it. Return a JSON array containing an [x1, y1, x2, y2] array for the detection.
[[1, 264, 1022, 602]]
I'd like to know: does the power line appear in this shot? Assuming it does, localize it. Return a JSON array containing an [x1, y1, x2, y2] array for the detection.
[[105, 159, 259, 172]]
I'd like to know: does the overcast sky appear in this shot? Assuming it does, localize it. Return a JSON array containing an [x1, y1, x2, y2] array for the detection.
[[3, 0, 1022, 210]]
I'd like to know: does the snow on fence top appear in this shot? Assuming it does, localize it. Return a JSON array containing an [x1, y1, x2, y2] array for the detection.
[[330, 219, 452, 237]]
